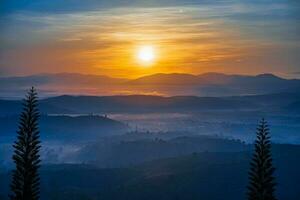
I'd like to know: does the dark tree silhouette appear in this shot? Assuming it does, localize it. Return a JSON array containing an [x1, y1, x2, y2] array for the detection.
[[10, 87, 41, 200], [247, 118, 277, 200]]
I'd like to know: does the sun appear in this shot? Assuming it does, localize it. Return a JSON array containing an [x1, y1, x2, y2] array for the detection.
[[137, 45, 155, 65]]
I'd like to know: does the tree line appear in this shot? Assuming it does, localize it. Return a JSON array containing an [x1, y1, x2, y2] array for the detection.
[[8, 87, 277, 200]]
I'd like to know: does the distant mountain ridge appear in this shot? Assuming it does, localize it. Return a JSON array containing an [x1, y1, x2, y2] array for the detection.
[[1, 72, 299, 97], [1, 92, 299, 115], [0, 115, 128, 139], [130, 72, 287, 85]]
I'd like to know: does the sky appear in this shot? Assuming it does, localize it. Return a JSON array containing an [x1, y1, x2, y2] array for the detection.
[[0, 0, 299, 78]]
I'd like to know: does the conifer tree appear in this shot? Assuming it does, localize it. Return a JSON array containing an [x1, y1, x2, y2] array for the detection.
[[10, 87, 41, 200], [247, 118, 277, 200]]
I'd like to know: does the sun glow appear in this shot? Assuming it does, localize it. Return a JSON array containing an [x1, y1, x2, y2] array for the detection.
[[137, 45, 155, 65]]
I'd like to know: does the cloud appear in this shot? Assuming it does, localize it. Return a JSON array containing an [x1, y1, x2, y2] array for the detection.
[[0, 1, 299, 78], [0, 0, 228, 14]]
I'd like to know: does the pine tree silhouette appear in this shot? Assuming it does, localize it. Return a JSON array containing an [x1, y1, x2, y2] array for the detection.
[[247, 118, 277, 200], [10, 87, 41, 200]]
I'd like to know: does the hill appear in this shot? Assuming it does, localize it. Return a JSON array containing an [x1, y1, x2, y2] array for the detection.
[[77, 135, 249, 168], [1, 72, 299, 97], [0, 115, 128, 140], [1, 92, 300, 115], [1, 144, 300, 200]]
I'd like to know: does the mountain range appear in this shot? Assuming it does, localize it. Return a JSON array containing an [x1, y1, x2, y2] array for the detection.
[[1, 92, 300, 115], [0, 115, 128, 140], [1, 72, 299, 97], [0, 90, 300, 116]]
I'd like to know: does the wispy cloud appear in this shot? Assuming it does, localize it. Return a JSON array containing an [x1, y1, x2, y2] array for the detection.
[[0, 1, 299, 78]]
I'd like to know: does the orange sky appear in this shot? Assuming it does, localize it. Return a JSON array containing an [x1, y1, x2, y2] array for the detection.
[[0, 4, 299, 78]]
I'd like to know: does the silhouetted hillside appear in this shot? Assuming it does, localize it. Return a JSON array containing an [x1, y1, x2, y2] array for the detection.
[[0, 99, 72, 115], [130, 73, 287, 86], [0, 73, 126, 88], [0, 115, 128, 139], [77, 135, 249, 167], [42, 95, 258, 113], [286, 101, 300, 112], [0, 73, 127, 97], [1, 144, 299, 200], [1, 92, 300, 115], [130, 73, 300, 95], [1, 73, 299, 96]]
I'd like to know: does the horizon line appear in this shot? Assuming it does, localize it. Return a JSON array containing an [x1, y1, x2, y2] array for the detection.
[[0, 71, 298, 80]]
